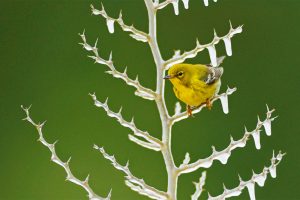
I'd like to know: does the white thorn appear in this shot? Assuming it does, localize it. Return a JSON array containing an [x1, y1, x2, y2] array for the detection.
[[223, 183, 227, 190], [230, 135, 234, 143], [106, 189, 112, 199], [229, 20, 233, 29], [109, 51, 113, 61], [211, 146, 216, 153], [101, 2, 105, 11], [118, 107, 123, 114], [67, 157, 72, 165], [119, 10, 123, 19], [238, 174, 243, 182], [196, 38, 200, 47], [123, 67, 128, 74], [214, 29, 218, 37], [85, 174, 90, 183], [94, 38, 98, 47], [104, 97, 109, 105], [131, 117, 135, 124]]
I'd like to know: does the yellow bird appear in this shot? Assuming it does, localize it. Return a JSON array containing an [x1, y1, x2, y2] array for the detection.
[[164, 63, 223, 116]]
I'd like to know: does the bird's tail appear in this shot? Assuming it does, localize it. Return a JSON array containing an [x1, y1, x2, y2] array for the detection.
[[216, 56, 226, 67], [207, 56, 226, 67]]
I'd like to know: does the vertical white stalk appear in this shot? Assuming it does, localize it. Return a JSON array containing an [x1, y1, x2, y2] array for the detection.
[[144, 0, 178, 199]]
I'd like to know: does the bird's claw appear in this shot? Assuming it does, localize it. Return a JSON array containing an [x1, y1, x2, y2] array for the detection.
[[206, 99, 212, 110], [187, 105, 194, 117], [187, 100, 212, 117]]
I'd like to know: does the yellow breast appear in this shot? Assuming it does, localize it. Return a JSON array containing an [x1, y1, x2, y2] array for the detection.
[[173, 80, 220, 106]]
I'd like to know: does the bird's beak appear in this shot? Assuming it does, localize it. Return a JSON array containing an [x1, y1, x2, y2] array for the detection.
[[163, 75, 172, 79]]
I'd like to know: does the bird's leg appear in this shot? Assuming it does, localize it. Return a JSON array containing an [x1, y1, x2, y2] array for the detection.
[[186, 105, 193, 117], [206, 99, 212, 110]]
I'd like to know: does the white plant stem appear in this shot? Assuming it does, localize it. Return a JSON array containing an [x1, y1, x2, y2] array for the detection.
[[144, 1, 178, 199]]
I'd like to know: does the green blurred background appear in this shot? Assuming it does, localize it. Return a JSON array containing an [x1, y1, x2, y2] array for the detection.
[[1, 0, 299, 199]]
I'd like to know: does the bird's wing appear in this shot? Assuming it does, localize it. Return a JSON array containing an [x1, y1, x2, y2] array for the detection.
[[203, 67, 223, 85], [191, 77, 206, 91]]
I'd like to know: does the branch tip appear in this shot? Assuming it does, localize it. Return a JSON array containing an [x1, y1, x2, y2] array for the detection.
[[81, 34, 155, 100], [90, 94, 162, 149], [208, 151, 284, 200], [191, 171, 206, 200], [95, 146, 166, 199], [178, 107, 277, 174], [164, 22, 243, 69], [91, 3, 148, 42], [22, 106, 108, 200]]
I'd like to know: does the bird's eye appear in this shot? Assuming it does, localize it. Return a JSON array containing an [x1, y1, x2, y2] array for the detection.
[[177, 71, 184, 77]]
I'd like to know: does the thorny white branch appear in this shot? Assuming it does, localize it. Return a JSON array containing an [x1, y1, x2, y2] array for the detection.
[[154, 0, 217, 13], [79, 30, 156, 101], [21, 105, 111, 200], [191, 171, 206, 200], [90, 4, 149, 42], [154, 0, 180, 15], [164, 22, 243, 69], [208, 151, 285, 200], [178, 106, 277, 174], [89, 93, 163, 151], [94, 145, 168, 200]]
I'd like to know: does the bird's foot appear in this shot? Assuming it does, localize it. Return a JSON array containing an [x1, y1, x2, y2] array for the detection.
[[206, 99, 212, 110], [187, 105, 194, 117]]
